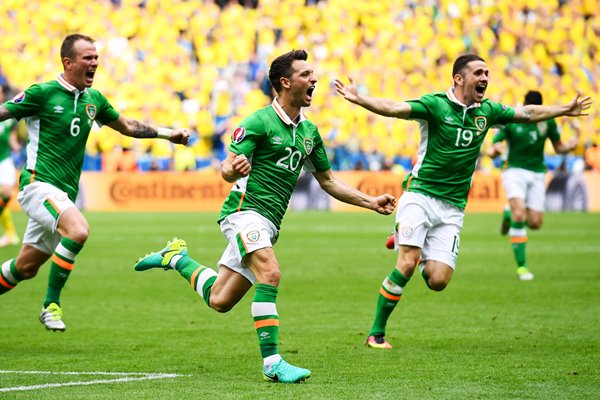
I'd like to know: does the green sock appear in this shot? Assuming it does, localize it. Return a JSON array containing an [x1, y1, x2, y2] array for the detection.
[[369, 269, 410, 337], [252, 283, 279, 358], [509, 221, 527, 267], [0, 259, 19, 295], [174, 256, 217, 306], [44, 238, 83, 307]]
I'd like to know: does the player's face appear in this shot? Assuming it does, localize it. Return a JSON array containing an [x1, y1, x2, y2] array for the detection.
[[288, 59, 317, 108], [460, 60, 488, 105], [65, 39, 99, 90]]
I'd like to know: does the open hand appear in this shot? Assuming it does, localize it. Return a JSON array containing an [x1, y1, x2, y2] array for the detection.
[[565, 92, 592, 117]]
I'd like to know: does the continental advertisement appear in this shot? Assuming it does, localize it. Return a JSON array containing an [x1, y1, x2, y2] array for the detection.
[[77, 170, 600, 213], [10, 170, 600, 213]]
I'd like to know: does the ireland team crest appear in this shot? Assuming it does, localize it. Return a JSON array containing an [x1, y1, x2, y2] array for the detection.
[[246, 230, 260, 242], [303, 138, 314, 155], [474, 116, 487, 131], [401, 225, 414, 239], [86, 104, 97, 120]]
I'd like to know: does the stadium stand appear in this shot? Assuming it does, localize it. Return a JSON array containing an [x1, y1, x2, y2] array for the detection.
[[0, 0, 597, 172]]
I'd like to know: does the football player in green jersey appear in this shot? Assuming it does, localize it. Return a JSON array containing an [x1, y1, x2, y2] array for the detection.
[[134, 50, 396, 383], [335, 54, 592, 349], [0, 34, 190, 331], [487, 91, 578, 281], [0, 85, 21, 247]]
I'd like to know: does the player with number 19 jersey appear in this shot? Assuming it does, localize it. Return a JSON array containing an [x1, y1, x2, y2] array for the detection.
[[403, 89, 515, 209], [219, 99, 331, 229], [3, 75, 119, 201]]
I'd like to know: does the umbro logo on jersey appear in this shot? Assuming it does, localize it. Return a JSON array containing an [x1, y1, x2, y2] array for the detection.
[[444, 116, 454, 124], [272, 136, 283, 145], [232, 127, 246, 143], [53, 105, 64, 113]]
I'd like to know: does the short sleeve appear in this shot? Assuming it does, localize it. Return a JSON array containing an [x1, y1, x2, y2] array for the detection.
[[304, 129, 331, 173], [95, 92, 120, 125], [405, 94, 435, 120], [488, 101, 515, 127], [3, 84, 44, 120], [227, 113, 264, 156]]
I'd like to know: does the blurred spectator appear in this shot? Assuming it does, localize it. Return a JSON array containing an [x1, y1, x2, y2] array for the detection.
[[585, 142, 600, 171], [1, 0, 596, 172]]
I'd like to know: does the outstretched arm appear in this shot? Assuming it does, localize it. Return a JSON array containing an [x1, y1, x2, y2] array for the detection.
[[312, 169, 396, 215], [511, 93, 592, 123], [334, 76, 412, 119], [106, 116, 190, 145]]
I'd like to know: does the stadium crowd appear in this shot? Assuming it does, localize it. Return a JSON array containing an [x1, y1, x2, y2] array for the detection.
[[1, 0, 598, 172]]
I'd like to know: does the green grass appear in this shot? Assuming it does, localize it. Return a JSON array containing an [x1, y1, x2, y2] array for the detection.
[[0, 211, 599, 399]]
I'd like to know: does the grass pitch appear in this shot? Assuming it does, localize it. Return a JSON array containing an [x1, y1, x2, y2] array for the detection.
[[0, 211, 598, 399]]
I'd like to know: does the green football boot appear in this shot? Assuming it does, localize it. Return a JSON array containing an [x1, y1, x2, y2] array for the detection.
[[134, 238, 188, 271]]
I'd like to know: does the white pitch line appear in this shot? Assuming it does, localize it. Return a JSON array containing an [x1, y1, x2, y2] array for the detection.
[[0, 370, 188, 393]]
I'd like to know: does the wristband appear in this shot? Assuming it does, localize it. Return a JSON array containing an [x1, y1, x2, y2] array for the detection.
[[156, 127, 173, 140]]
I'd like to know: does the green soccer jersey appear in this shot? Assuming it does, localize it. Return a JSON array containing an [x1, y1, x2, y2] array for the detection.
[[0, 118, 17, 162], [218, 99, 331, 229], [3, 75, 119, 201], [492, 119, 560, 173], [404, 89, 515, 209]]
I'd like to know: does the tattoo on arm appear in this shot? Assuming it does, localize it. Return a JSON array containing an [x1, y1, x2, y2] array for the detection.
[[128, 120, 158, 139], [523, 108, 534, 119], [0, 105, 13, 122]]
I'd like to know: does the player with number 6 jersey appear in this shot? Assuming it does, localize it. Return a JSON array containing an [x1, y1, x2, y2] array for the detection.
[[335, 54, 592, 350], [0, 34, 190, 332], [6, 76, 118, 201]]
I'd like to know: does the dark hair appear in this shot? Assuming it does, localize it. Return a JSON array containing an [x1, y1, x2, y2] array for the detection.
[[452, 54, 485, 77], [60, 34, 95, 60], [524, 90, 543, 105], [268, 49, 308, 93]]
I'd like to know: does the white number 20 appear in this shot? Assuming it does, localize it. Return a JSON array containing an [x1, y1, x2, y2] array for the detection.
[[276, 147, 303, 171]]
